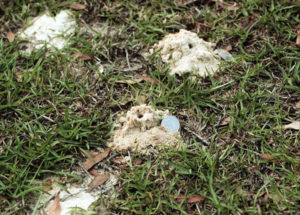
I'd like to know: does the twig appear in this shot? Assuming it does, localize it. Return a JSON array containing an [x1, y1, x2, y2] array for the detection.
[[41, 115, 54, 123], [184, 127, 210, 146], [125, 49, 131, 69], [60, 188, 90, 202], [78, 162, 93, 180]]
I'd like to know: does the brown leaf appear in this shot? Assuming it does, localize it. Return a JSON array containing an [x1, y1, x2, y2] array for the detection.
[[71, 52, 91, 61], [112, 157, 124, 165], [116, 75, 159, 85], [88, 169, 100, 177], [264, 194, 281, 202], [267, 137, 274, 144], [69, 3, 86, 10], [88, 173, 110, 187], [212, 0, 239, 11], [296, 30, 300, 46], [79, 54, 91, 61], [283, 121, 300, 130], [220, 116, 231, 126], [42, 179, 52, 192], [295, 102, 300, 108], [171, 195, 186, 203], [224, 45, 232, 51], [187, 194, 205, 203], [258, 190, 266, 197], [226, 3, 239, 11], [132, 159, 142, 165], [48, 194, 61, 215], [260, 153, 274, 160], [82, 149, 110, 170], [140, 74, 159, 85], [7, 31, 15, 42], [115, 78, 143, 84]]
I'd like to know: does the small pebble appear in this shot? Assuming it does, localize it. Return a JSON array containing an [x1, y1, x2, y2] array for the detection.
[[161, 116, 180, 132]]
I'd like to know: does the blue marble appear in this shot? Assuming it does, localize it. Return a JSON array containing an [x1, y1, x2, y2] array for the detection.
[[161, 116, 180, 132]]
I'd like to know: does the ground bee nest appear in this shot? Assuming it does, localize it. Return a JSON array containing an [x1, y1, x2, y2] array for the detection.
[[155, 29, 220, 77], [108, 105, 181, 154]]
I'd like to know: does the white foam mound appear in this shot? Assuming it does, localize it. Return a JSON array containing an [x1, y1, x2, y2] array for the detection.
[[155, 29, 220, 77], [19, 10, 76, 54], [43, 173, 118, 215], [108, 105, 180, 154]]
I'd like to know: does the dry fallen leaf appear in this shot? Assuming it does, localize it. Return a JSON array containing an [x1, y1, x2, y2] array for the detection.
[[171, 194, 205, 203], [295, 102, 300, 108], [115, 78, 143, 84], [296, 30, 300, 46], [132, 159, 142, 165], [48, 194, 61, 215], [82, 149, 110, 170], [171, 195, 186, 203], [267, 137, 274, 144], [264, 193, 281, 202], [224, 45, 232, 51], [187, 194, 205, 203], [71, 52, 91, 61], [88, 169, 100, 177], [220, 116, 231, 126], [7, 31, 15, 42], [212, 0, 239, 11], [116, 75, 159, 85], [69, 3, 86, 10], [88, 173, 110, 187], [258, 190, 266, 198], [260, 153, 274, 160], [141, 74, 159, 85], [283, 121, 300, 130], [42, 179, 52, 192], [111, 157, 130, 168], [226, 3, 240, 11], [112, 157, 124, 165]]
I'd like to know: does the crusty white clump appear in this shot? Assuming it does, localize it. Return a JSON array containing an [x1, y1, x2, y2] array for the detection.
[[155, 29, 220, 77], [19, 11, 76, 54], [108, 105, 180, 154]]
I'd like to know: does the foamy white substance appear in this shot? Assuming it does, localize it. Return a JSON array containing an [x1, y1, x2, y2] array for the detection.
[[19, 11, 76, 54], [155, 29, 220, 77], [108, 105, 180, 154]]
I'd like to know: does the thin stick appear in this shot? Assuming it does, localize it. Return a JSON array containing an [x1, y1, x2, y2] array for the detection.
[[125, 49, 131, 69], [184, 127, 210, 146]]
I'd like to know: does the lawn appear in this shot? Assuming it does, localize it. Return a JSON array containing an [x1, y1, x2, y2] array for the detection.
[[0, 0, 299, 214]]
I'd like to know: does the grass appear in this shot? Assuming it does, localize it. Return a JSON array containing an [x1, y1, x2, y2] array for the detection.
[[0, 0, 299, 214]]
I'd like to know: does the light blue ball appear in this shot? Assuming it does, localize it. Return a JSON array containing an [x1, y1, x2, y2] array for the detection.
[[161, 116, 180, 132]]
